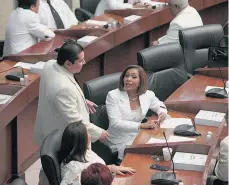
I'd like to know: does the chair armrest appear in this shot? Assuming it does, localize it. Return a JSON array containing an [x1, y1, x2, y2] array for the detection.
[[75, 8, 94, 22], [92, 140, 118, 165]]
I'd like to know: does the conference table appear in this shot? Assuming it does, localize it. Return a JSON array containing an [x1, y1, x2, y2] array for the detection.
[[0, 0, 228, 184]]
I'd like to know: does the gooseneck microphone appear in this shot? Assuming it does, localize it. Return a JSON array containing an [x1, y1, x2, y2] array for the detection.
[[160, 106, 201, 137], [163, 132, 175, 176], [205, 60, 228, 99]]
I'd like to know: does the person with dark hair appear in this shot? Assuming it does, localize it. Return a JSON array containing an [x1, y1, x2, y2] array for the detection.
[[60, 122, 135, 185], [105, 65, 168, 160], [81, 163, 113, 185], [34, 40, 109, 147], [3, 0, 55, 56], [38, 0, 78, 29]]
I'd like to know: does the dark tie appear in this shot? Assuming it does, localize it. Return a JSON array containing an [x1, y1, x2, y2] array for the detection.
[[47, 0, 65, 29]]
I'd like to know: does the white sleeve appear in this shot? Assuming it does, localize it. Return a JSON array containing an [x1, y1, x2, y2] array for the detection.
[[158, 21, 181, 45], [107, 1, 132, 9], [27, 13, 55, 39], [61, 1, 79, 26], [148, 91, 167, 115], [106, 91, 141, 133]]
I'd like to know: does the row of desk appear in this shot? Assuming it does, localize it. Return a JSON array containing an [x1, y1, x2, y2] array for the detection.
[[0, 0, 228, 184]]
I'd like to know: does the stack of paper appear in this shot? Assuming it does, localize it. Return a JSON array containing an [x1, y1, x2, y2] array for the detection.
[[160, 118, 193, 129], [123, 15, 141, 24], [86, 20, 108, 26], [173, 152, 208, 172], [0, 94, 12, 105], [146, 135, 196, 144], [77, 36, 98, 46], [30, 61, 46, 74], [195, 110, 226, 127], [14, 62, 34, 70]]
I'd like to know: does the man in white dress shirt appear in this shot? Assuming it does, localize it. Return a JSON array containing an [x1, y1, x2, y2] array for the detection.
[[38, 0, 78, 29], [95, 0, 133, 16], [152, 0, 203, 45], [3, 0, 54, 56]]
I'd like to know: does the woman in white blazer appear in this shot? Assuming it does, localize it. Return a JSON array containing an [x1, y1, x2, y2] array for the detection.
[[106, 65, 168, 159]]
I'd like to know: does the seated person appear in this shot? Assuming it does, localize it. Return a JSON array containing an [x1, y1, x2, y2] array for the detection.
[[105, 65, 168, 160], [3, 0, 54, 56], [60, 122, 136, 185], [38, 0, 79, 29], [81, 163, 113, 185], [215, 136, 228, 182], [152, 0, 203, 45], [95, 0, 133, 16]]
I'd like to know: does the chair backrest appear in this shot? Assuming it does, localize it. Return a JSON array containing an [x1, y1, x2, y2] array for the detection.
[[11, 179, 28, 185], [223, 21, 228, 36], [0, 40, 4, 58], [137, 43, 188, 101], [83, 73, 121, 129], [179, 24, 224, 74], [80, 0, 101, 14], [40, 129, 63, 185]]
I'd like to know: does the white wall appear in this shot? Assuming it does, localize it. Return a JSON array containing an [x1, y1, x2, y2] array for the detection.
[[0, 0, 14, 40]]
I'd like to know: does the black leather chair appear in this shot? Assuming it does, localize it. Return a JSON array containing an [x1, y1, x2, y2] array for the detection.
[[11, 179, 27, 185], [179, 24, 224, 75], [207, 176, 228, 185], [40, 129, 63, 185], [137, 43, 188, 102], [0, 40, 4, 60], [83, 72, 121, 165], [75, 0, 101, 22]]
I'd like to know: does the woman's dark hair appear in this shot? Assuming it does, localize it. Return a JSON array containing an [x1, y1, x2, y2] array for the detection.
[[59, 122, 88, 164], [81, 163, 113, 185], [57, 39, 83, 66], [17, 0, 37, 9], [119, 65, 148, 95]]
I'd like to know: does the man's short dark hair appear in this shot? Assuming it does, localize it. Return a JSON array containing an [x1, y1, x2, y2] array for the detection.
[[57, 39, 83, 66], [17, 0, 37, 9]]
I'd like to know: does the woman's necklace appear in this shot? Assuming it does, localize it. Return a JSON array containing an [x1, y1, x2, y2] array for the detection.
[[129, 96, 138, 101]]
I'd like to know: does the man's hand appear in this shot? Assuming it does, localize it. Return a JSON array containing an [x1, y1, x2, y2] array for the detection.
[[99, 130, 109, 143], [151, 40, 159, 46], [86, 99, 98, 114]]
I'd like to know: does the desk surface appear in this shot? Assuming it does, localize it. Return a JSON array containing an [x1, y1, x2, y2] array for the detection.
[[165, 74, 228, 114]]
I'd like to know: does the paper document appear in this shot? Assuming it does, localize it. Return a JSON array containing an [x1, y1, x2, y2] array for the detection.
[[0, 94, 12, 104], [146, 135, 196, 144], [205, 86, 229, 94], [160, 118, 193, 129], [14, 62, 34, 70], [86, 20, 108, 26]]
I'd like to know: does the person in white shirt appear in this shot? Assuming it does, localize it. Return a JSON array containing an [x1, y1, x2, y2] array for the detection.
[[38, 0, 78, 29], [152, 0, 203, 45], [3, 0, 55, 56], [95, 0, 133, 16], [60, 122, 136, 185], [106, 65, 168, 160], [215, 135, 228, 182]]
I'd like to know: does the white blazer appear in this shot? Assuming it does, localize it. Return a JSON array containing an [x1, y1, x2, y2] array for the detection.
[[95, 0, 132, 16], [106, 89, 167, 144], [38, 0, 79, 29], [3, 8, 54, 56], [158, 5, 203, 45], [34, 60, 103, 145]]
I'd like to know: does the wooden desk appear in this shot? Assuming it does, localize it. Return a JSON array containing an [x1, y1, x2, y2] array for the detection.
[[195, 67, 228, 80], [3, 0, 228, 86], [0, 61, 40, 184], [165, 75, 228, 114]]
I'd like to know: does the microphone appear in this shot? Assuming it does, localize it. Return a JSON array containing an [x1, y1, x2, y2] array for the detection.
[[150, 132, 179, 185], [205, 62, 228, 99], [160, 106, 201, 137], [0, 66, 26, 82], [163, 132, 175, 175], [206, 40, 228, 99]]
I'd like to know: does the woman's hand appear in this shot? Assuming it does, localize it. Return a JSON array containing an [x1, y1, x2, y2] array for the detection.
[[140, 120, 158, 129], [109, 165, 136, 175], [157, 112, 167, 124]]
